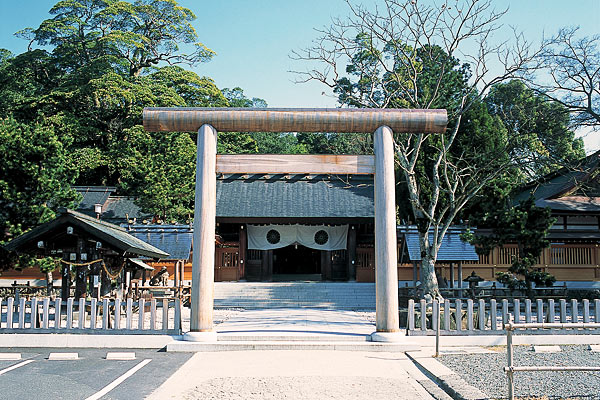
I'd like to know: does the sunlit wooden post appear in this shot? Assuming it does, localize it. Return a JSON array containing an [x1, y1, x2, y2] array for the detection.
[[371, 125, 400, 340], [185, 123, 218, 341]]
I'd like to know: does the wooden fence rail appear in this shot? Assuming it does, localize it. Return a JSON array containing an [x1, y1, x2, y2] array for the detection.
[[0, 297, 182, 335], [407, 298, 600, 335]]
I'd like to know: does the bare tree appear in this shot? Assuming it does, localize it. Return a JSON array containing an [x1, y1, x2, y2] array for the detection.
[[528, 27, 600, 129], [292, 0, 540, 299]]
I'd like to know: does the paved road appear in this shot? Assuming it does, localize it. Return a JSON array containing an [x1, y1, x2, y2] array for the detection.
[[0, 348, 192, 400]]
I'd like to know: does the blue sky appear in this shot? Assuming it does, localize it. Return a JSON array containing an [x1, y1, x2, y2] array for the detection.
[[0, 0, 599, 146]]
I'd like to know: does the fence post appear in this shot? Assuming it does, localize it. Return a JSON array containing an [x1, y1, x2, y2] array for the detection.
[[434, 300, 440, 357], [491, 299, 497, 330], [583, 299, 590, 323], [90, 298, 97, 330], [548, 299, 555, 323], [114, 298, 121, 330], [150, 299, 157, 330], [102, 298, 109, 330], [478, 299, 486, 330], [66, 298, 73, 329], [502, 299, 509, 327], [126, 298, 133, 330], [467, 299, 474, 331], [525, 299, 532, 323], [432, 300, 439, 332], [42, 298, 49, 329], [162, 299, 169, 331], [30, 298, 38, 329], [536, 299, 543, 323], [138, 299, 145, 330], [78, 298, 86, 329], [7, 298, 14, 329], [560, 299, 567, 323], [18, 298, 26, 329], [408, 300, 415, 331], [513, 299, 520, 324], [506, 325, 514, 400], [175, 299, 182, 334], [455, 299, 462, 332], [595, 300, 600, 323], [420, 299, 427, 332], [571, 299, 579, 323], [54, 298, 62, 329]]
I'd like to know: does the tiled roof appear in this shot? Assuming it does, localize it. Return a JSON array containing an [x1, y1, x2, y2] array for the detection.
[[102, 197, 150, 222], [73, 186, 116, 214], [537, 197, 600, 212], [400, 227, 479, 262], [126, 225, 192, 260], [216, 174, 374, 219], [5, 209, 169, 259], [513, 151, 600, 205]]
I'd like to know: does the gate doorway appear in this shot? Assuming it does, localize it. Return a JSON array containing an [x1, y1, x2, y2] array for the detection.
[[273, 245, 321, 281]]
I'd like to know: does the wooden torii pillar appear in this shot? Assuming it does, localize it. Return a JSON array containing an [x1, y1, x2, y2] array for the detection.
[[143, 108, 447, 342]]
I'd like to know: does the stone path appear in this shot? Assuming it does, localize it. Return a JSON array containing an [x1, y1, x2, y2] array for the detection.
[[148, 350, 434, 400]]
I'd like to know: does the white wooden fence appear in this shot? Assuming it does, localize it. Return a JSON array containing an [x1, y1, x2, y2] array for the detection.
[[407, 298, 600, 335], [0, 297, 182, 335]]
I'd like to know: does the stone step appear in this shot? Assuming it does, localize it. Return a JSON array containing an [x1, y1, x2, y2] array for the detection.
[[217, 334, 370, 342], [166, 340, 419, 352]]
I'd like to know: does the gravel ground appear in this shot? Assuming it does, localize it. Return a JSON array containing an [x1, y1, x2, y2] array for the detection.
[[182, 376, 422, 400], [439, 345, 600, 399]]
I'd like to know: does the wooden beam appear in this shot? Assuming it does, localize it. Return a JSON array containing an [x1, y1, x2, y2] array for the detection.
[[216, 154, 375, 174], [143, 107, 448, 134]]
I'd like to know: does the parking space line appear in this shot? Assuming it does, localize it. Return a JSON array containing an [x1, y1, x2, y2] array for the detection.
[[0, 360, 35, 376], [85, 358, 152, 400]]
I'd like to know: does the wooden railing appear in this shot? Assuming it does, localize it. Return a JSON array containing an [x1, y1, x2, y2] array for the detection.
[[0, 297, 181, 334], [465, 244, 598, 267], [407, 298, 600, 335]]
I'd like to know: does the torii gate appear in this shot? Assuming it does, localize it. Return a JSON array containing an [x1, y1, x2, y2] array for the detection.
[[143, 107, 447, 342]]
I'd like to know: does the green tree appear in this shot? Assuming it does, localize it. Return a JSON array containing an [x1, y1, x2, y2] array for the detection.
[[485, 80, 585, 180], [466, 197, 556, 297], [295, 0, 544, 299], [0, 118, 79, 243]]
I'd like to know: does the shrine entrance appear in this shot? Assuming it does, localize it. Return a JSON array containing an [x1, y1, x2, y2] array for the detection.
[[273, 245, 321, 278], [143, 107, 447, 340]]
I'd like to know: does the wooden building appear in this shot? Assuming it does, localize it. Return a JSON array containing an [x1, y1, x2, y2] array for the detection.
[[213, 173, 374, 282], [466, 151, 600, 285], [3, 209, 168, 298]]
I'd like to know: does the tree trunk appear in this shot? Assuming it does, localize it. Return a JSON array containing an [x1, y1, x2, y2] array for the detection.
[[420, 256, 442, 300], [45, 270, 53, 296]]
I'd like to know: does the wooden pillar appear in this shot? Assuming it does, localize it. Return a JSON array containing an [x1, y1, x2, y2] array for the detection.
[[239, 225, 247, 280], [61, 261, 70, 301], [347, 225, 357, 281], [449, 262, 454, 289], [189, 124, 217, 335], [321, 250, 332, 280], [458, 261, 463, 297], [373, 125, 399, 333], [74, 239, 87, 299]]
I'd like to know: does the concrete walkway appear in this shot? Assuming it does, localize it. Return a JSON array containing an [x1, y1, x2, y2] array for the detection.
[[148, 350, 435, 399]]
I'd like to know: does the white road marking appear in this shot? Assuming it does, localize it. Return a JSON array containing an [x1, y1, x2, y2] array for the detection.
[[85, 358, 152, 400], [0, 360, 35, 375]]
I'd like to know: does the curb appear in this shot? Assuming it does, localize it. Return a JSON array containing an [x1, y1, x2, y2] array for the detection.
[[0, 334, 180, 349], [407, 350, 490, 400]]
